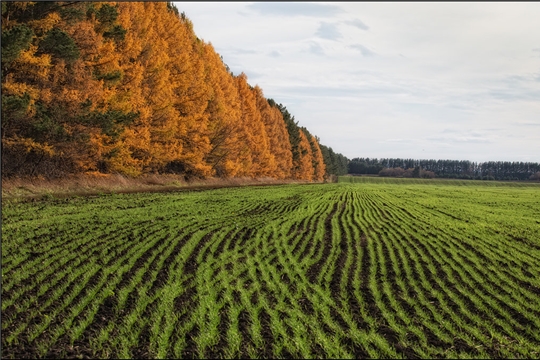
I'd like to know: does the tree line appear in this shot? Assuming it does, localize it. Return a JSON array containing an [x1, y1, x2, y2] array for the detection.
[[1, 2, 348, 180], [349, 158, 540, 181]]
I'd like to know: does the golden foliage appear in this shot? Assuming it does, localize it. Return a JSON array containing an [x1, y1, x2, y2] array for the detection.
[[2, 1, 328, 180], [293, 129, 315, 180], [309, 134, 326, 181], [3, 136, 55, 156]]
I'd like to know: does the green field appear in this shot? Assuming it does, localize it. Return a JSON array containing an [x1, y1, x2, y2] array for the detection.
[[2, 179, 540, 358]]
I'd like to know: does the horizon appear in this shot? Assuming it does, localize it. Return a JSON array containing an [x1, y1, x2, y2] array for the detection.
[[347, 156, 540, 164]]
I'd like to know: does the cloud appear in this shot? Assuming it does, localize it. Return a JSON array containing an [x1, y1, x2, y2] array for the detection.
[[272, 83, 407, 99], [455, 137, 493, 143], [344, 18, 369, 30], [246, 2, 343, 18], [315, 22, 342, 41], [427, 129, 494, 144], [308, 42, 325, 56], [383, 139, 408, 143], [226, 48, 258, 55], [241, 69, 264, 81], [268, 50, 281, 58], [441, 128, 460, 134], [350, 44, 376, 57], [488, 89, 540, 102], [427, 135, 493, 144]]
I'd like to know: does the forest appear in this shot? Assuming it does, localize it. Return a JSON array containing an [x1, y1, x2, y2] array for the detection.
[[348, 158, 540, 181], [1, 2, 348, 181]]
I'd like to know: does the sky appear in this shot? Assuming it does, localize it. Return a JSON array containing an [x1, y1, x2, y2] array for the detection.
[[174, 2, 540, 163]]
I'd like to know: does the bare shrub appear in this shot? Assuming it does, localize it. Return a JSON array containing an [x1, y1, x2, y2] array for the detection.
[[530, 172, 540, 181], [420, 170, 436, 179], [379, 167, 405, 177]]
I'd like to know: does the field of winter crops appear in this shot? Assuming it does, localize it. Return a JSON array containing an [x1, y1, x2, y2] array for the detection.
[[2, 179, 540, 358]]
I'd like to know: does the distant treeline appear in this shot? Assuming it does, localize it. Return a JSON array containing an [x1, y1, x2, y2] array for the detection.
[[320, 145, 348, 177], [349, 158, 540, 181]]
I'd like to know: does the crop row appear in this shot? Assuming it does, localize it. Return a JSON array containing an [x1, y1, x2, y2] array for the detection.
[[2, 182, 540, 358]]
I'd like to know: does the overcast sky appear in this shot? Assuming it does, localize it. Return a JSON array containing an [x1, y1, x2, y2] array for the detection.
[[174, 2, 540, 162]]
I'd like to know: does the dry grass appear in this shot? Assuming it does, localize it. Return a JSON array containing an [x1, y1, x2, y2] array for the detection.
[[1, 173, 313, 201]]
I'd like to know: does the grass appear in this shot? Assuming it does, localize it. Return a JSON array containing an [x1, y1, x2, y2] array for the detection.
[[2, 178, 540, 358], [1, 173, 313, 201]]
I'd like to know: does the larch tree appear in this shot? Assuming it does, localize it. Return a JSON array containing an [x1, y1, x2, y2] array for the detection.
[[201, 42, 244, 177], [294, 129, 314, 180], [252, 85, 281, 177], [268, 105, 293, 179], [308, 133, 326, 181], [165, 9, 212, 178], [74, 2, 141, 176], [118, 3, 212, 178], [234, 73, 273, 177]]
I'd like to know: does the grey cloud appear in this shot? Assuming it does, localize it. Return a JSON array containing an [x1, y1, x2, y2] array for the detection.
[[241, 70, 264, 81], [273, 84, 407, 99], [428, 129, 494, 144], [350, 44, 376, 56], [228, 48, 258, 55], [246, 2, 343, 18], [344, 18, 369, 30], [517, 122, 540, 127], [488, 89, 540, 102], [480, 74, 540, 101], [268, 50, 281, 58], [493, 73, 540, 87], [315, 22, 342, 41], [505, 74, 527, 82], [441, 128, 460, 134], [383, 139, 408, 143], [308, 42, 325, 56], [454, 137, 492, 144], [427, 135, 492, 144], [505, 73, 540, 83], [212, 57, 263, 80]]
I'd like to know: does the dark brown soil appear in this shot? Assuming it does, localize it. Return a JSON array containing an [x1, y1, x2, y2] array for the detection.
[[307, 202, 339, 283]]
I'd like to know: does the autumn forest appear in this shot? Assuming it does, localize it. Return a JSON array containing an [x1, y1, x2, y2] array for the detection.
[[1, 2, 348, 181]]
